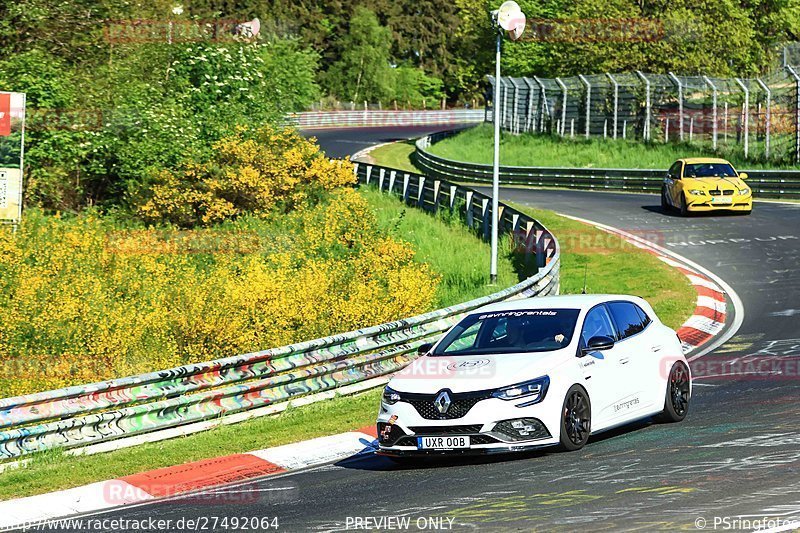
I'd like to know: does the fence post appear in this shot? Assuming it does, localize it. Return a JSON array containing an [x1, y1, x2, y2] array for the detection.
[[511, 78, 522, 134], [502, 77, 510, 130], [703, 76, 718, 150], [756, 78, 771, 160], [734, 78, 749, 159], [636, 71, 651, 141], [786, 66, 800, 163], [578, 74, 591, 139], [533, 76, 549, 133], [523, 77, 536, 132], [668, 72, 684, 142], [555, 77, 568, 137], [607, 73, 619, 139]]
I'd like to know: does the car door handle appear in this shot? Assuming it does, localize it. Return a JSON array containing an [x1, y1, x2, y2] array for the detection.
[[651, 345, 663, 352], [620, 357, 630, 365]]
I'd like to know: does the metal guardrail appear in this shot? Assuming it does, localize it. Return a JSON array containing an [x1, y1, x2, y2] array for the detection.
[[286, 109, 484, 129], [0, 163, 559, 460], [414, 130, 800, 199]]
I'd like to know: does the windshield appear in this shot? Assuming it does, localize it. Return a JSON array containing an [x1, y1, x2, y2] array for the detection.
[[683, 163, 737, 178], [432, 309, 580, 356]]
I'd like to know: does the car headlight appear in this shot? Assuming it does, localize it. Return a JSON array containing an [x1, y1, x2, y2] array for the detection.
[[382, 386, 401, 405], [739, 188, 750, 196], [491, 376, 550, 406], [688, 189, 706, 196]]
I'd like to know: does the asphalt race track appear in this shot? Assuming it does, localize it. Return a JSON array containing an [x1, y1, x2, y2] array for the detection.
[[42, 128, 800, 532]]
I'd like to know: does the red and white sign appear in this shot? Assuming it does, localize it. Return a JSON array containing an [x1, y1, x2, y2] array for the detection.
[[0, 93, 10, 136]]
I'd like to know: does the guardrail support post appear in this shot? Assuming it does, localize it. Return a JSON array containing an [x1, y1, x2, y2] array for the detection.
[[403, 173, 410, 202], [636, 71, 651, 141], [555, 78, 568, 137], [734, 78, 749, 159], [668, 72, 684, 142], [365, 165, 373, 184], [578, 75, 591, 139], [433, 180, 441, 211], [388, 170, 397, 194], [481, 197, 490, 240], [786, 66, 800, 163], [756, 78, 771, 159], [465, 190, 474, 227], [417, 176, 426, 208], [607, 73, 619, 139], [449, 185, 457, 209], [378, 168, 385, 191]]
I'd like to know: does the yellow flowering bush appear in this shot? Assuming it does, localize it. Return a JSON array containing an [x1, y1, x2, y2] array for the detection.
[[137, 125, 356, 227], [0, 190, 438, 397]]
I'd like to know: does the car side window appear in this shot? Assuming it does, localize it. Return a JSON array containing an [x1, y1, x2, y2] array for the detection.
[[667, 162, 679, 179], [608, 302, 647, 340], [634, 305, 652, 329], [580, 306, 616, 345]]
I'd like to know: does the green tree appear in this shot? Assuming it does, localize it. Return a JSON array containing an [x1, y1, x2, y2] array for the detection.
[[325, 7, 394, 103]]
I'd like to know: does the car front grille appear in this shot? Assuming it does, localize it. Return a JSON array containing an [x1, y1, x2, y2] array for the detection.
[[406, 397, 483, 419], [709, 189, 735, 196], [399, 389, 493, 420]]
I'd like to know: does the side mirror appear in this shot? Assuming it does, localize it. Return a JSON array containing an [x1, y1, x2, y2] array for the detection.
[[580, 335, 615, 356], [417, 342, 434, 356], [739, 172, 748, 180]]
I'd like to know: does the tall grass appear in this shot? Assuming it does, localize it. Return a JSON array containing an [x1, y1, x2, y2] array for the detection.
[[361, 188, 519, 307]]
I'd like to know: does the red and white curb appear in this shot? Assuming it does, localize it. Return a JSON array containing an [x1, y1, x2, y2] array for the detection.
[[0, 427, 379, 530], [558, 214, 744, 361]]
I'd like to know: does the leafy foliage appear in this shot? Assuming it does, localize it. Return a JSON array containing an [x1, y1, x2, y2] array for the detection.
[[137, 125, 355, 227]]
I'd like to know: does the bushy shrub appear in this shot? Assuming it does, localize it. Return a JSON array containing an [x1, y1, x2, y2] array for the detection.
[[136, 125, 355, 227], [0, 39, 321, 212], [0, 191, 438, 397]]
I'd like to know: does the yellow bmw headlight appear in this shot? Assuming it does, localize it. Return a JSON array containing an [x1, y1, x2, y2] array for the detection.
[[739, 188, 750, 196], [688, 189, 706, 196]]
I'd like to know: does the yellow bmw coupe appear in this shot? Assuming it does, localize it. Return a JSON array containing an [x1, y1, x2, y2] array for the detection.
[[661, 158, 752, 216]]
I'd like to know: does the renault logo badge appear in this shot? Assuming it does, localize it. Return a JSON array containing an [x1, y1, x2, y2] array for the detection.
[[434, 390, 451, 414]]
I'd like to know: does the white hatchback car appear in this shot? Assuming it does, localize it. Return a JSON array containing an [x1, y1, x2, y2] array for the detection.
[[376, 294, 691, 456]]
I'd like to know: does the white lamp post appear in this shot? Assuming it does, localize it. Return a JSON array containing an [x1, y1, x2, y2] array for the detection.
[[489, 1, 526, 283]]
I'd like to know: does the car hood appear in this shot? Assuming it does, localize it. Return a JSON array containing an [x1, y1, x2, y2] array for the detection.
[[388, 350, 570, 394], [683, 176, 746, 190]]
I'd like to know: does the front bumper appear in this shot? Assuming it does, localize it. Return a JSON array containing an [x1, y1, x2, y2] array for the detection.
[[376, 395, 562, 456], [686, 194, 752, 212]]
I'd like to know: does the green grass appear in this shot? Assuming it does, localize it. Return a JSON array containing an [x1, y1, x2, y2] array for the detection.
[[361, 188, 519, 306], [360, 141, 418, 173], [513, 204, 694, 329], [0, 187, 695, 501], [428, 123, 800, 170]]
